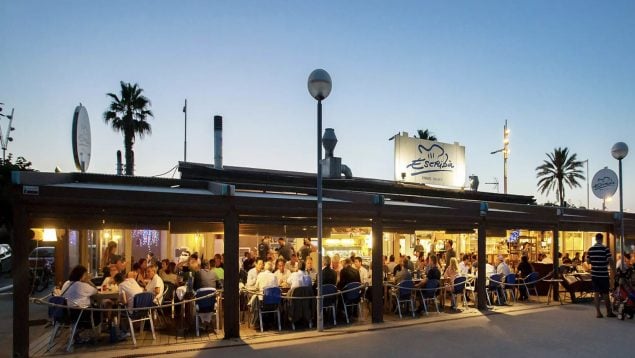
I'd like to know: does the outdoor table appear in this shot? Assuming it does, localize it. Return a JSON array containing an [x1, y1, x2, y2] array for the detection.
[[544, 278, 564, 305]]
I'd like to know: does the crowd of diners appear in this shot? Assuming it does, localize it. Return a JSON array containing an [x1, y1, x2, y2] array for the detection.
[[55, 236, 635, 341]]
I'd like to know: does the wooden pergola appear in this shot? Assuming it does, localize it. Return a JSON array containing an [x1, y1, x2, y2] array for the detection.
[[10, 168, 635, 357]]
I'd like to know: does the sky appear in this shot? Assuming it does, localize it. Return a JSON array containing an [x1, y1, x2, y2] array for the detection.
[[1, 1, 634, 211]]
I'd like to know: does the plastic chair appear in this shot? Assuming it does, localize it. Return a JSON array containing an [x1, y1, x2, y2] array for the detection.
[[125, 292, 156, 346], [259, 287, 282, 332], [195, 288, 217, 336], [341, 282, 362, 324], [47, 296, 69, 351], [486, 274, 504, 305], [524, 272, 540, 302], [322, 284, 338, 325], [450, 276, 467, 309], [419, 279, 440, 315], [504, 274, 517, 303], [391, 280, 415, 318]]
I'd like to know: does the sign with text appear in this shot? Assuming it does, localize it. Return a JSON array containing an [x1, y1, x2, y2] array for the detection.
[[394, 133, 466, 188], [591, 168, 618, 200]]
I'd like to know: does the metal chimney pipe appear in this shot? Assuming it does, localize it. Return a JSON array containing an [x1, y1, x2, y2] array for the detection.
[[214, 115, 223, 169], [116, 150, 122, 175]]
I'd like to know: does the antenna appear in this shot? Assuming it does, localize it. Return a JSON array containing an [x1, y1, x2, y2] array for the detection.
[[485, 177, 500, 193]]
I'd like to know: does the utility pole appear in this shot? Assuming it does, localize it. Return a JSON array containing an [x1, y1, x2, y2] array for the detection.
[[183, 99, 187, 162], [0, 107, 15, 162]]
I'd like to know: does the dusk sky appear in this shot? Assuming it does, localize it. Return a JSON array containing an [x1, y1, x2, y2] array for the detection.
[[1, 1, 633, 211]]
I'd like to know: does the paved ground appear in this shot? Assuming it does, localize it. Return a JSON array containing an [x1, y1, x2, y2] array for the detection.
[[52, 302, 633, 358]]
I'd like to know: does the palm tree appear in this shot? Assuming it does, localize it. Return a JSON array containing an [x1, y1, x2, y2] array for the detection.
[[103, 81, 154, 176], [416, 129, 437, 141], [535, 147, 585, 207]]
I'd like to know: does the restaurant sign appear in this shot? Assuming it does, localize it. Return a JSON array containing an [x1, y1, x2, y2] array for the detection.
[[393, 132, 466, 188], [591, 167, 618, 200]]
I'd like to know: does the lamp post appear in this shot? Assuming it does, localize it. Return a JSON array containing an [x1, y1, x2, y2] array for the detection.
[[582, 159, 589, 209], [490, 120, 509, 194], [308, 69, 332, 332], [611, 142, 628, 260]]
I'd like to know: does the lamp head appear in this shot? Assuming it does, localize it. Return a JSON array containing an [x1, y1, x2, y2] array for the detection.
[[307, 69, 332, 100], [612, 142, 629, 160]]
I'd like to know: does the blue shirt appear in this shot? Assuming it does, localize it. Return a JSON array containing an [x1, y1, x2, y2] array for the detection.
[[587, 243, 611, 278]]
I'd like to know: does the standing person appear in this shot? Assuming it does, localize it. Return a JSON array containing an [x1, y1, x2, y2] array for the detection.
[[101, 241, 119, 268], [277, 237, 293, 261], [299, 238, 315, 261], [258, 237, 270, 261], [413, 238, 425, 258], [587, 233, 616, 318], [444, 240, 456, 268], [516, 255, 534, 301]]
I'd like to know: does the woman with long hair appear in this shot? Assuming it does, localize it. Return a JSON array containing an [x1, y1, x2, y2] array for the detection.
[[60, 265, 97, 308], [101, 241, 118, 267]]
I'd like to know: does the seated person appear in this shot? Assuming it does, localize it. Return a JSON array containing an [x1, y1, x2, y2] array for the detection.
[[572, 252, 582, 266], [145, 264, 165, 305], [246, 259, 264, 290], [458, 255, 471, 276], [516, 255, 534, 301], [394, 256, 412, 284], [194, 260, 218, 291], [212, 254, 225, 282], [287, 261, 312, 289], [273, 258, 290, 288], [322, 256, 337, 286], [101, 264, 120, 290], [338, 258, 361, 290], [496, 255, 512, 277], [160, 262, 178, 286], [416, 255, 441, 288], [114, 271, 144, 311], [61, 265, 98, 308], [256, 261, 278, 292], [286, 254, 300, 273]]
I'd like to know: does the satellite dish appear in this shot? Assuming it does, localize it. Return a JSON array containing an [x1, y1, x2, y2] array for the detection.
[[72, 104, 91, 172]]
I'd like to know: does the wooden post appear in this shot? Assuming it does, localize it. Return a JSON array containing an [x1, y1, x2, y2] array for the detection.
[[371, 215, 383, 323], [223, 206, 240, 339], [477, 218, 487, 310], [12, 203, 30, 358]]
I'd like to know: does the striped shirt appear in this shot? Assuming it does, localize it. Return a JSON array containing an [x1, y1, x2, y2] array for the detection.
[[587, 243, 611, 278]]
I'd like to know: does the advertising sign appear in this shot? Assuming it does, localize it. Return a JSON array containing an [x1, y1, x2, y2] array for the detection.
[[393, 133, 466, 188], [591, 168, 618, 200]]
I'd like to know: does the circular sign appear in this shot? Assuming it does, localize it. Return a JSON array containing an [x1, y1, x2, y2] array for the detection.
[[72, 104, 91, 172], [591, 168, 618, 200]]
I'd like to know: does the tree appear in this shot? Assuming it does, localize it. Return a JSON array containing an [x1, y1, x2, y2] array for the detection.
[[416, 129, 437, 141], [535, 147, 585, 207], [103, 81, 154, 176]]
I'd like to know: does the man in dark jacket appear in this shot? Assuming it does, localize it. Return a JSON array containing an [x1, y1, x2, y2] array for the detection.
[[338, 258, 361, 290], [322, 255, 337, 285]]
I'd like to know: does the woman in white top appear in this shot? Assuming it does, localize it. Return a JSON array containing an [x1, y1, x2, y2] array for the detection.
[[61, 265, 98, 308]]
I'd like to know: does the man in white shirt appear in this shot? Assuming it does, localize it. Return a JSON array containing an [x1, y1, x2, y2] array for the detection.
[[287, 261, 312, 289], [115, 271, 144, 310], [458, 255, 470, 276], [273, 258, 290, 287], [496, 255, 512, 277], [145, 265, 165, 304], [246, 259, 264, 289], [353, 257, 371, 285], [256, 261, 278, 292]]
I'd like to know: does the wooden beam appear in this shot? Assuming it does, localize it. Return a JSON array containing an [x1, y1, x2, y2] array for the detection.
[[12, 201, 30, 357], [223, 204, 240, 339], [371, 215, 383, 323]]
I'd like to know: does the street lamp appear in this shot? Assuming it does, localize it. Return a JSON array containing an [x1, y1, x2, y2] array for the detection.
[[307, 69, 332, 332], [490, 120, 510, 194], [611, 142, 628, 261]]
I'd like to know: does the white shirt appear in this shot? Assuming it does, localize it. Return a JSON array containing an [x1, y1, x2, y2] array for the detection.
[[274, 269, 290, 286], [119, 278, 144, 310], [485, 263, 496, 277], [246, 268, 259, 288], [286, 261, 299, 273], [61, 280, 97, 308], [287, 270, 312, 289], [458, 261, 470, 276], [145, 274, 165, 304], [256, 270, 278, 292], [357, 266, 371, 285], [496, 262, 512, 277]]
